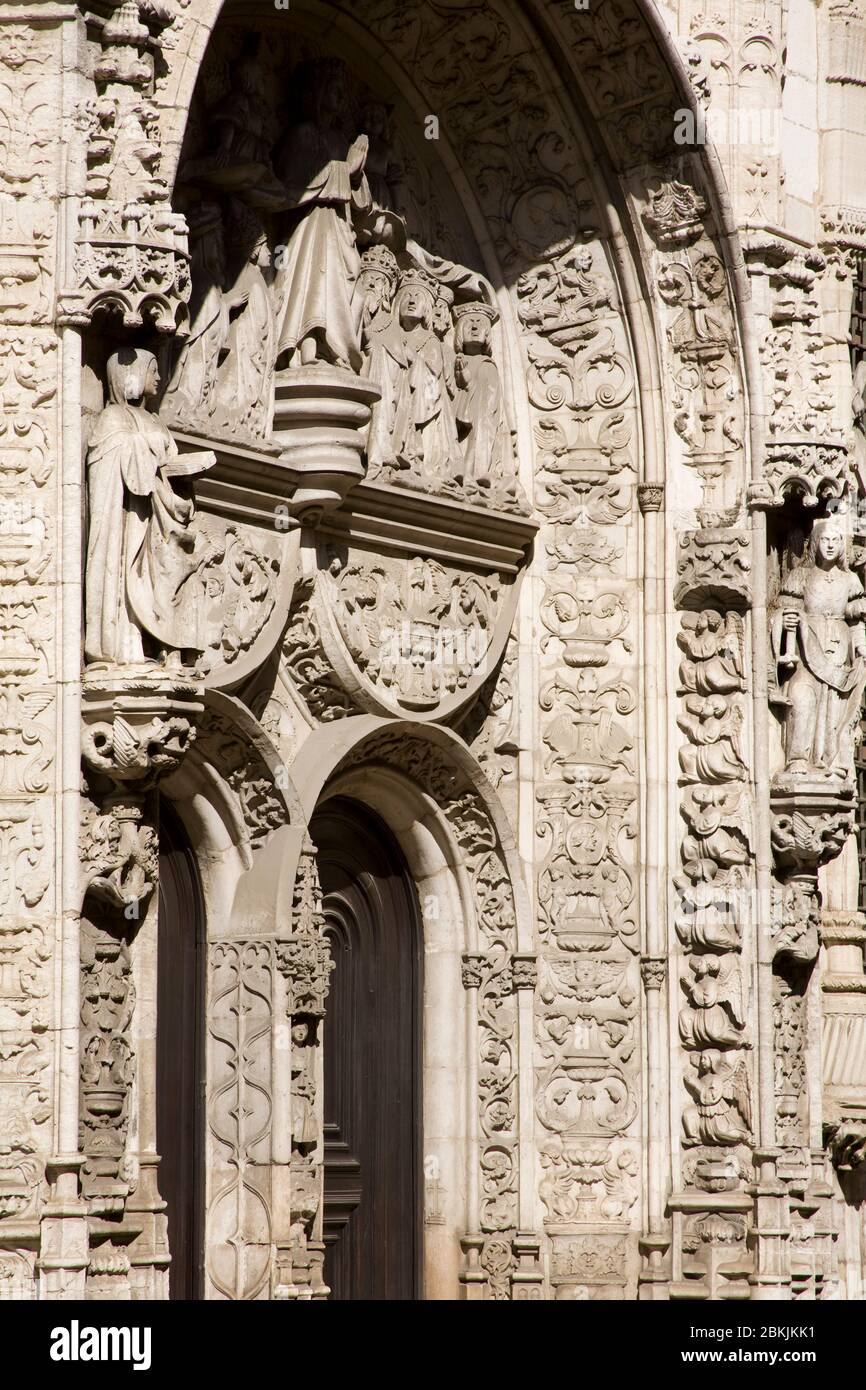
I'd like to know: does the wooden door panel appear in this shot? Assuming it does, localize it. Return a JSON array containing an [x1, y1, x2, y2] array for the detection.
[[156, 802, 205, 1301], [312, 798, 422, 1301]]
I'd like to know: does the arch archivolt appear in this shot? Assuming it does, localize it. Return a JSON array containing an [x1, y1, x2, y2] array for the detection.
[[69, 0, 769, 1304]]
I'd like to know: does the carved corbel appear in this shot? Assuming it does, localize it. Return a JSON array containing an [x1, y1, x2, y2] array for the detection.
[[674, 519, 752, 610], [81, 669, 204, 913]]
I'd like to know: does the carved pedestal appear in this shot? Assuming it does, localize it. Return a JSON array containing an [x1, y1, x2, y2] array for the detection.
[[272, 366, 380, 522]]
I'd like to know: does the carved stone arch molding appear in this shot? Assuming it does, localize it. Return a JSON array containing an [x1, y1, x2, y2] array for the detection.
[[78, 688, 303, 1300], [284, 716, 537, 1300], [57, 0, 778, 1307]]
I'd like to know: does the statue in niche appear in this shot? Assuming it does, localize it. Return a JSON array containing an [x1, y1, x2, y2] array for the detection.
[[390, 268, 460, 479], [290, 1019, 318, 1155], [454, 301, 510, 488], [104, 99, 165, 204], [163, 204, 229, 422], [179, 43, 286, 212], [165, 204, 276, 440], [85, 349, 215, 667], [273, 59, 373, 372], [771, 515, 866, 778], [358, 243, 405, 471], [212, 212, 276, 438]]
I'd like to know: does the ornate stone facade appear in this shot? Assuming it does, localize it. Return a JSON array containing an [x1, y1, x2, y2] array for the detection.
[[1, 0, 866, 1304]]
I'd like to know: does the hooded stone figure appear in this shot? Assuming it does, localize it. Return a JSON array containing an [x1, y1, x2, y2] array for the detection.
[[85, 348, 214, 666]]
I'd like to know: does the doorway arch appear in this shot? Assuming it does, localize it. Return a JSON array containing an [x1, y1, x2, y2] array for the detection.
[[156, 800, 206, 1301], [311, 796, 423, 1300]]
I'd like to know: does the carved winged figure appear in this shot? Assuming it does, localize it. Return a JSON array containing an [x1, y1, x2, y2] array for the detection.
[[679, 954, 746, 1050], [677, 610, 745, 695], [683, 1049, 752, 1146], [677, 694, 747, 784]]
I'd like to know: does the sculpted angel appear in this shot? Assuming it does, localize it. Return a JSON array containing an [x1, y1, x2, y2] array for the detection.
[[771, 515, 866, 777], [85, 349, 215, 667], [679, 955, 746, 1051], [677, 610, 744, 695], [683, 1049, 751, 1147], [677, 694, 747, 784]]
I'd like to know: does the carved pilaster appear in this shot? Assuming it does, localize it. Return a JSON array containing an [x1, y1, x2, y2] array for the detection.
[[59, 1, 191, 335], [273, 835, 333, 1300], [79, 670, 202, 1221]]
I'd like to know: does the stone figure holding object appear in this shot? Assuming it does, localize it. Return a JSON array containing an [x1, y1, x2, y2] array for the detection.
[[772, 515, 866, 778], [85, 348, 215, 667]]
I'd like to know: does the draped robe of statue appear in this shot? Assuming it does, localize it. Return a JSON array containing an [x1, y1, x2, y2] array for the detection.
[[391, 322, 459, 479], [85, 364, 210, 664], [215, 246, 275, 434], [363, 308, 407, 469], [772, 553, 866, 774], [455, 348, 507, 481], [274, 121, 371, 372], [164, 249, 228, 421]]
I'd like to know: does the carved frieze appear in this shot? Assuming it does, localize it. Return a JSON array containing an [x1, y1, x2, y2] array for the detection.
[[274, 836, 332, 1300], [207, 939, 273, 1301]]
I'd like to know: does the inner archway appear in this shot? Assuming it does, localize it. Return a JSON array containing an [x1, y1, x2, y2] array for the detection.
[[311, 796, 423, 1301], [156, 800, 206, 1302]]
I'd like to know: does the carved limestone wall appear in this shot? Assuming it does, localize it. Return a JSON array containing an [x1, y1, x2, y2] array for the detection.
[[4, 0, 866, 1304]]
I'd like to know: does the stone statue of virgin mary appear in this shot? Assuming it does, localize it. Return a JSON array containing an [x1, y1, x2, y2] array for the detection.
[[272, 58, 372, 373], [85, 348, 215, 667]]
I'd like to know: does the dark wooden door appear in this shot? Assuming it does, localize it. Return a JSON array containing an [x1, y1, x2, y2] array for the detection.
[[311, 798, 423, 1301], [156, 801, 205, 1301]]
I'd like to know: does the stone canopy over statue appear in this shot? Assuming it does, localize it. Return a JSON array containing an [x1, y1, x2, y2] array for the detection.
[[85, 349, 216, 668], [771, 514, 866, 781]]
